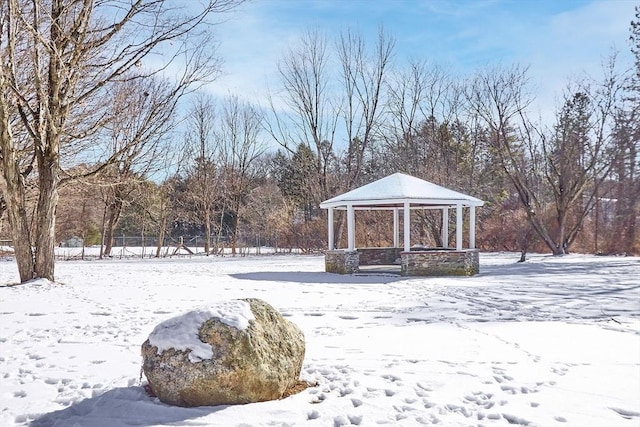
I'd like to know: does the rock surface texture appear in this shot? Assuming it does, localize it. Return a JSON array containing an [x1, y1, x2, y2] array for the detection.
[[141, 298, 305, 407]]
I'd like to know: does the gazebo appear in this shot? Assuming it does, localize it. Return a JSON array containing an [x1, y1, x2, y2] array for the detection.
[[319, 173, 484, 276]]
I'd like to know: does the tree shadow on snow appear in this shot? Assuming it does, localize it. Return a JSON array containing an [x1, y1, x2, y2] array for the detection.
[[479, 256, 640, 278], [230, 271, 406, 284], [30, 386, 227, 427]]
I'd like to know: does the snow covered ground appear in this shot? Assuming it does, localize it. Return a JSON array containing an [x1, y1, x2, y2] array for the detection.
[[0, 252, 638, 427]]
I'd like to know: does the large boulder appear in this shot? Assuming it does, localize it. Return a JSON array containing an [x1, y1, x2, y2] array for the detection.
[[141, 298, 305, 407]]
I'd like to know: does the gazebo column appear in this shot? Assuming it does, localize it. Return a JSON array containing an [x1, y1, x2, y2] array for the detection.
[[325, 205, 358, 275], [403, 202, 410, 251], [347, 204, 355, 250], [442, 208, 449, 248], [393, 208, 399, 248], [456, 204, 463, 251], [327, 208, 334, 250], [469, 205, 476, 249]]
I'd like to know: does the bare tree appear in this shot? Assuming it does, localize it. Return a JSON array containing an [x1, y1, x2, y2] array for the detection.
[[150, 180, 174, 258], [544, 59, 626, 254], [633, 5, 640, 83], [466, 62, 625, 255], [602, 7, 640, 254], [267, 27, 393, 249], [464, 65, 562, 253], [268, 28, 339, 204], [56, 171, 103, 254], [0, 0, 243, 283], [242, 180, 288, 253], [543, 88, 607, 253], [606, 107, 639, 254], [98, 75, 184, 257], [217, 95, 265, 255], [337, 26, 395, 189], [385, 60, 459, 157], [181, 93, 219, 254]]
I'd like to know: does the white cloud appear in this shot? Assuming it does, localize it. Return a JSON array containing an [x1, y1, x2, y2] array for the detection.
[[518, 0, 635, 121]]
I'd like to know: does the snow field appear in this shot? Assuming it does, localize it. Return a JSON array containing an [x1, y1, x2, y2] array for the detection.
[[0, 252, 639, 426]]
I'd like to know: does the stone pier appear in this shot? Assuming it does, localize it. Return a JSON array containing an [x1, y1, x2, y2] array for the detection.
[[400, 249, 479, 276], [325, 250, 359, 274]]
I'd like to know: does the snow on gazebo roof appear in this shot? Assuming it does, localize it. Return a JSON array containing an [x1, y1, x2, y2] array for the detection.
[[320, 173, 484, 209]]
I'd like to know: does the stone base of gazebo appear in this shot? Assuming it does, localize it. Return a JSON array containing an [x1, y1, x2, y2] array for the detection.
[[401, 249, 479, 276], [325, 250, 360, 274], [325, 248, 480, 276], [358, 247, 402, 265]]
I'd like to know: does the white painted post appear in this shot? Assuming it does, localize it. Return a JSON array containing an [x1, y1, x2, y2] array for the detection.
[[328, 208, 334, 249], [469, 205, 476, 249], [442, 208, 449, 248], [393, 208, 399, 248], [403, 202, 411, 252], [347, 204, 355, 250], [456, 204, 463, 251]]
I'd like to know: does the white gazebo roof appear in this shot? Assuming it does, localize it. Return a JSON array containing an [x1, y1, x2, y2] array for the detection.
[[320, 173, 484, 209]]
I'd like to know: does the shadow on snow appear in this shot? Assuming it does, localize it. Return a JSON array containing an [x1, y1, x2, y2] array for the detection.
[[30, 386, 226, 427], [479, 256, 639, 279], [230, 271, 406, 284]]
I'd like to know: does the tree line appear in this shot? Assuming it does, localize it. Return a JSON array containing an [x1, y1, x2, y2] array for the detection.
[[1, 1, 638, 283]]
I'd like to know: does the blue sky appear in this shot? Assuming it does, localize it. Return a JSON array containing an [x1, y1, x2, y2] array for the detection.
[[208, 0, 636, 118]]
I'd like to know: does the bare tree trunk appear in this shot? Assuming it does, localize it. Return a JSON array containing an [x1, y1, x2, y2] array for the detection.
[[204, 210, 211, 254], [103, 199, 123, 257], [3, 198, 34, 282], [79, 199, 88, 260], [557, 213, 566, 254], [99, 205, 107, 260], [155, 215, 167, 258], [0, 113, 34, 280], [33, 160, 59, 280], [215, 205, 227, 256], [141, 225, 145, 258], [230, 211, 238, 256], [154, 183, 170, 258]]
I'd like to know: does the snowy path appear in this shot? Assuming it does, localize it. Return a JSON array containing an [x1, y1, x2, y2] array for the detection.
[[1, 252, 639, 426]]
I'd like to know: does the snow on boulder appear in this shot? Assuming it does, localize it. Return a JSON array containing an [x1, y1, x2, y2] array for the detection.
[[141, 298, 305, 407]]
